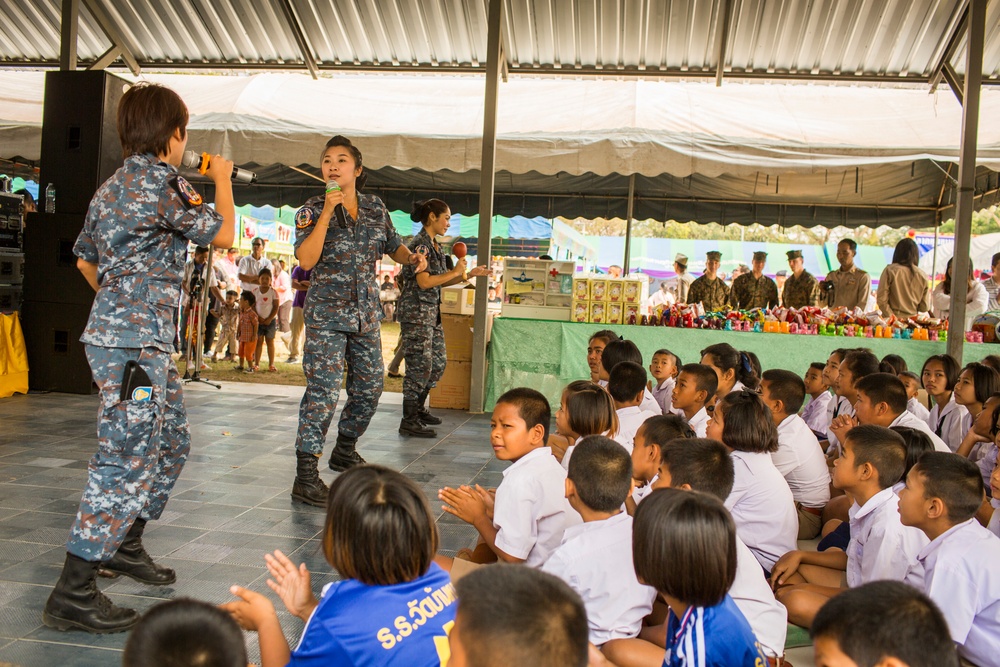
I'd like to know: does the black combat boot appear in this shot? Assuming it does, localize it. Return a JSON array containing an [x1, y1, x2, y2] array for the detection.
[[42, 552, 140, 633], [292, 450, 329, 506], [327, 433, 368, 472], [416, 390, 442, 425], [99, 518, 176, 585], [399, 400, 437, 438]]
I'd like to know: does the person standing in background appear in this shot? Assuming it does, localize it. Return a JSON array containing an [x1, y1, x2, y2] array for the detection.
[[820, 239, 871, 311], [782, 250, 820, 309], [272, 258, 293, 346], [731, 251, 779, 310], [666, 253, 695, 304], [877, 238, 931, 320], [238, 237, 269, 291], [982, 253, 1000, 311], [287, 264, 310, 364], [687, 250, 730, 311], [931, 258, 988, 331]]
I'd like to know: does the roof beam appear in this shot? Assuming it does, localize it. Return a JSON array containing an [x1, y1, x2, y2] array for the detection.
[[941, 62, 964, 105], [81, 0, 140, 75], [275, 0, 318, 80], [86, 45, 121, 71], [714, 0, 732, 87], [59, 0, 79, 71], [928, 0, 969, 93]]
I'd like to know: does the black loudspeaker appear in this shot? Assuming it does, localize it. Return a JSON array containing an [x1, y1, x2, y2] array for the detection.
[[22, 212, 95, 305], [21, 301, 96, 394], [39, 70, 126, 216]]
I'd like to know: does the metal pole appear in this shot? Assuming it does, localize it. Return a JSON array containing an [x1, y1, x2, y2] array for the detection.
[[931, 214, 940, 291], [947, 0, 985, 362], [60, 0, 79, 71], [468, 0, 503, 413], [623, 174, 635, 274]]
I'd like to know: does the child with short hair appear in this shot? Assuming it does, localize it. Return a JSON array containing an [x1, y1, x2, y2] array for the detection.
[[811, 581, 959, 667], [223, 465, 456, 666], [549, 380, 619, 467], [900, 370, 931, 422], [123, 597, 248, 667], [826, 349, 880, 451], [707, 390, 797, 573], [211, 289, 239, 362], [608, 361, 660, 453], [899, 452, 1000, 667], [759, 369, 831, 539], [922, 354, 968, 452], [822, 349, 853, 434], [671, 364, 717, 437], [251, 266, 279, 371], [450, 565, 589, 667], [841, 373, 950, 452], [237, 290, 258, 372], [586, 329, 619, 383], [439, 388, 580, 567], [600, 338, 661, 414], [800, 361, 832, 435], [771, 425, 928, 628], [955, 392, 1000, 465], [952, 362, 1000, 448], [627, 415, 694, 512], [879, 353, 908, 376], [649, 348, 681, 414], [541, 436, 656, 646]]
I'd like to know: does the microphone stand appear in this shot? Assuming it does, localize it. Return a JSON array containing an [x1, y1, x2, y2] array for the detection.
[[183, 249, 222, 390]]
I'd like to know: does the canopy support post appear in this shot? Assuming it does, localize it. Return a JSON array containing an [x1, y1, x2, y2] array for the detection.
[[714, 0, 731, 87], [469, 0, 504, 413], [82, 0, 141, 75], [59, 0, 79, 71], [276, 0, 319, 79], [947, 0, 985, 363], [623, 174, 635, 274]]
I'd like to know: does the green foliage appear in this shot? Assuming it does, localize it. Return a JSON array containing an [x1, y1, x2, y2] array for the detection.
[[932, 207, 1000, 235]]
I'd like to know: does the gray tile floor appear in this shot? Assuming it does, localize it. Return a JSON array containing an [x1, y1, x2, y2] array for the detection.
[[0, 381, 496, 666]]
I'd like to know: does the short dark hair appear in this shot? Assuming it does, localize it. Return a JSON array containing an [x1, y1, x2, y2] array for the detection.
[[123, 598, 246, 667], [678, 364, 718, 400], [838, 238, 858, 253], [562, 381, 616, 439], [716, 390, 779, 453], [842, 350, 881, 382], [567, 435, 633, 512], [700, 343, 759, 390], [600, 338, 643, 373], [854, 373, 908, 416], [843, 425, 907, 489], [961, 362, 1000, 405], [607, 361, 648, 403], [982, 354, 1000, 374], [117, 82, 189, 158], [879, 353, 907, 375], [240, 290, 255, 307], [257, 267, 272, 278], [454, 565, 588, 667], [324, 135, 368, 189], [498, 387, 552, 442], [890, 427, 936, 480], [922, 354, 961, 391], [914, 452, 985, 523], [322, 465, 437, 586], [993, 252, 1000, 268], [761, 369, 806, 414], [808, 361, 826, 373], [811, 581, 959, 667], [410, 198, 449, 224], [13, 187, 34, 205], [633, 489, 736, 606], [225, 289, 238, 298], [660, 438, 735, 500], [194, 245, 209, 256], [639, 414, 695, 446], [899, 370, 921, 384], [653, 348, 682, 367]]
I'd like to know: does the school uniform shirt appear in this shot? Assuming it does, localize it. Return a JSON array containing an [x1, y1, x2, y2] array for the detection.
[[772, 414, 831, 509], [988, 500, 1000, 539], [631, 474, 658, 506], [494, 448, 581, 567], [846, 487, 928, 588], [927, 396, 971, 453], [729, 380, 747, 395], [288, 563, 455, 667], [686, 407, 709, 438], [908, 518, 1000, 667], [651, 378, 675, 414], [663, 595, 769, 667], [978, 443, 997, 490], [889, 410, 951, 453], [725, 451, 798, 572], [614, 406, 660, 453], [731, 537, 788, 659], [799, 391, 832, 435], [541, 513, 656, 646], [907, 396, 931, 423], [640, 387, 661, 415], [825, 397, 855, 453]]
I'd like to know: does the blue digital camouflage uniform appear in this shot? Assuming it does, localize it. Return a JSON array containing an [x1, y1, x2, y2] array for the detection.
[[70, 154, 223, 562], [293, 192, 403, 454], [396, 228, 448, 403]]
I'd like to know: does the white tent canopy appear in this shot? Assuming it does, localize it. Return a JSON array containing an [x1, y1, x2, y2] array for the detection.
[[919, 231, 1000, 277]]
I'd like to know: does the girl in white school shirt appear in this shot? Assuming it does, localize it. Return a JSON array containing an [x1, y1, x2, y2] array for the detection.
[[922, 355, 970, 452], [549, 381, 619, 470], [699, 343, 759, 402]]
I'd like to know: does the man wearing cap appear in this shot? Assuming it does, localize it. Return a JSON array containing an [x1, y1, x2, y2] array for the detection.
[[731, 251, 779, 310], [819, 238, 871, 310], [666, 253, 696, 304], [687, 250, 730, 311], [238, 237, 270, 291], [648, 280, 676, 310], [783, 249, 820, 309]]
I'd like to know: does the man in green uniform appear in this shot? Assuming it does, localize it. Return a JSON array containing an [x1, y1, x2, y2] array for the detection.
[[731, 251, 779, 310], [782, 249, 820, 309], [687, 250, 730, 311]]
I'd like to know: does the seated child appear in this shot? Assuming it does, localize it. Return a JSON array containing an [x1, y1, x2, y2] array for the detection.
[[955, 393, 1000, 468], [223, 465, 456, 667], [608, 361, 661, 453], [123, 597, 247, 667], [599, 339, 661, 415], [821, 349, 853, 437], [627, 415, 694, 512], [826, 350, 880, 452], [549, 380, 619, 467], [922, 354, 969, 452], [450, 565, 589, 667], [649, 348, 681, 414], [799, 361, 832, 436], [879, 353, 908, 376], [439, 388, 580, 567], [237, 290, 258, 372], [771, 425, 928, 628], [899, 452, 1000, 667], [671, 364, 717, 437], [952, 362, 1000, 457], [707, 390, 797, 573], [811, 581, 959, 667], [586, 329, 619, 384], [210, 289, 239, 362], [759, 369, 831, 539], [541, 436, 656, 646], [839, 373, 950, 452], [901, 370, 931, 423], [700, 342, 760, 399]]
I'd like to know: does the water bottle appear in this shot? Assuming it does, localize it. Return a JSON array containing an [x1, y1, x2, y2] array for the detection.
[[45, 183, 56, 213]]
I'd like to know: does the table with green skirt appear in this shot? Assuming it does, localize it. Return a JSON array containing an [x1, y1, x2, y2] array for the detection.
[[483, 318, 987, 411]]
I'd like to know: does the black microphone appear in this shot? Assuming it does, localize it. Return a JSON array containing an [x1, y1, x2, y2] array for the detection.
[[326, 180, 349, 228], [182, 151, 257, 184]]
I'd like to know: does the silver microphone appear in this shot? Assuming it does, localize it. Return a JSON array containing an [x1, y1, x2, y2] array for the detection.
[[181, 150, 257, 184]]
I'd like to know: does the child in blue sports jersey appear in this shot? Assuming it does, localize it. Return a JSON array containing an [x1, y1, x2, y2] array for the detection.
[[632, 488, 768, 667], [223, 465, 456, 667]]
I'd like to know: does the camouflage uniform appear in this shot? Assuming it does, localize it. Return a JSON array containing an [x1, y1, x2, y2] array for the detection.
[[782, 270, 820, 309], [293, 192, 402, 455], [396, 228, 448, 403], [70, 154, 223, 561], [730, 272, 780, 310], [687, 276, 731, 311]]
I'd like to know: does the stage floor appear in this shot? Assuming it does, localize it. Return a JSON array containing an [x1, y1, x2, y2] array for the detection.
[[0, 382, 495, 666]]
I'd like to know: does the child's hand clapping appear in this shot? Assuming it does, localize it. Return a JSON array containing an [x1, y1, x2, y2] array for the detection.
[[221, 585, 278, 632], [264, 549, 318, 622], [439, 485, 489, 524]]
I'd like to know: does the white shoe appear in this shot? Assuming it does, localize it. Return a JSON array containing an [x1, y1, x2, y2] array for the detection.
[[200, 362, 212, 370]]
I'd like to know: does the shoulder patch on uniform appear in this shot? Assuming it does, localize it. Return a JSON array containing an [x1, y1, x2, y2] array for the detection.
[[414, 244, 429, 256], [171, 176, 203, 207], [295, 207, 315, 229]]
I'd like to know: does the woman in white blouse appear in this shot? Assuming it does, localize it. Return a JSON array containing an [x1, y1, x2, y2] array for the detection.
[[931, 258, 988, 331]]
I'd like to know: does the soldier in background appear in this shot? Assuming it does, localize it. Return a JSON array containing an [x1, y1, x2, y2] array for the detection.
[[782, 249, 821, 309], [666, 253, 695, 304], [687, 250, 730, 311], [731, 251, 779, 310], [820, 238, 871, 311]]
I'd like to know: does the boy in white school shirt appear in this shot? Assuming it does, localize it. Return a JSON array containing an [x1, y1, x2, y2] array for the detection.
[[899, 452, 1000, 667], [541, 436, 656, 647], [607, 361, 660, 453], [759, 369, 831, 539], [670, 364, 717, 438], [648, 349, 681, 415], [799, 361, 832, 436], [900, 371, 931, 423]]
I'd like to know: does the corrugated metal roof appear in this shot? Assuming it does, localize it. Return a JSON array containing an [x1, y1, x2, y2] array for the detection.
[[0, 0, 998, 83]]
